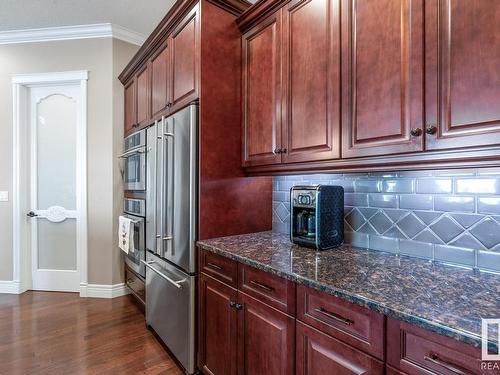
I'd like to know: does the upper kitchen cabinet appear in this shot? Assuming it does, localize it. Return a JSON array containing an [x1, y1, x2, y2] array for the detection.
[[124, 78, 137, 135], [425, 0, 500, 150], [242, 10, 283, 167], [282, 0, 341, 163], [170, 5, 199, 113], [150, 40, 171, 118], [341, 0, 424, 158], [136, 64, 151, 127]]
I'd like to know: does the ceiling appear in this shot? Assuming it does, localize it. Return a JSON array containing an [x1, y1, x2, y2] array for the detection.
[[0, 0, 177, 37]]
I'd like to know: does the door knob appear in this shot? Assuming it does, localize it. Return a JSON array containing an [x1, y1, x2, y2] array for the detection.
[[27, 211, 38, 218], [425, 125, 437, 135], [410, 128, 422, 137]]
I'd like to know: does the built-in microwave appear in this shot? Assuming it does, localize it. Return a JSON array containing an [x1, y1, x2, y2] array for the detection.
[[121, 130, 147, 191]]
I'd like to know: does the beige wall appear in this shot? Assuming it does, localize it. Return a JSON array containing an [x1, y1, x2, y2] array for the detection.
[[0, 38, 138, 284]]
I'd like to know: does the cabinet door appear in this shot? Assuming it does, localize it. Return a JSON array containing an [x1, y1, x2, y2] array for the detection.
[[199, 274, 238, 375], [124, 79, 136, 135], [296, 322, 384, 375], [242, 11, 283, 167], [136, 64, 150, 126], [170, 5, 199, 112], [237, 292, 294, 375], [341, 0, 424, 158], [282, 0, 340, 163], [425, 0, 500, 150], [150, 41, 170, 118]]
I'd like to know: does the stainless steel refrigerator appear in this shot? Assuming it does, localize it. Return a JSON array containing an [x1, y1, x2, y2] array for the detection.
[[143, 104, 197, 374]]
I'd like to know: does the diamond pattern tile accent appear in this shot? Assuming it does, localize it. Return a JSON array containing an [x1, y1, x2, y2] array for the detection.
[[275, 203, 290, 223], [398, 213, 426, 238], [358, 208, 378, 220], [384, 226, 407, 239], [413, 230, 443, 244], [358, 222, 377, 235], [470, 218, 500, 249], [429, 216, 463, 243], [272, 171, 500, 270], [450, 214, 483, 229], [369, 212, 393, 234], [345, 209, 366, 231], [414, 211, 441, 225], [449, 233, 486, 250]]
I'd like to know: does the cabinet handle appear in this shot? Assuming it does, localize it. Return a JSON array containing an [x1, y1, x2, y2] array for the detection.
[[229, 301, 243, 310], [315, 307, 353, 326], [281, 148, 287, 154], [425, 125, 437, 135], [274, 148, 281, 154], [126, 278, 134, 284], [249, 280, 274, 292], [206, 262, 223, 270], [424, 353, 472, 375], [410, 128, 422, 137]]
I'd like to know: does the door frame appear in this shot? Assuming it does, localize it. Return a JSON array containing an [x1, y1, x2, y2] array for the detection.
[[12, 71, 88, 295]]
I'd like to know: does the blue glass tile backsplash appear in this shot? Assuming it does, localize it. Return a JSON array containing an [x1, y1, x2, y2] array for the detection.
[[272, 169, 500, 272]]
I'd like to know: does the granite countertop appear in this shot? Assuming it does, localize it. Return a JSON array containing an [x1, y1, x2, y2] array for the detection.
[[197, 231, 500, 350]]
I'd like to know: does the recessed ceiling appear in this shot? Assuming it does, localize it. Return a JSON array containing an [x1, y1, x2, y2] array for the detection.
[[0, 0, 177, 37]]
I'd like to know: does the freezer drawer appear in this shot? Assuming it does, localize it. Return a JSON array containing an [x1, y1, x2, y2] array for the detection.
[[143, 255, 196, 374]]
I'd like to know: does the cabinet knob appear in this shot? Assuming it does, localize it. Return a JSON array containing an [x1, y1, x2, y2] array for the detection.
[[281, 148, 287, 154], [410, 128, 422, 137], [425, 125, 437, 135], [274, 148, 281, 154], [229, 301, 243, 310]]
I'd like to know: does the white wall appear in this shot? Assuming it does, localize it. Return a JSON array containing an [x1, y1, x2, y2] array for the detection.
[[0, 37, 138, 285]]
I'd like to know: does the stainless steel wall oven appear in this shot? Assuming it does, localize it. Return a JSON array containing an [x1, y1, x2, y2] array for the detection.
[[123, 198, 146, 278]]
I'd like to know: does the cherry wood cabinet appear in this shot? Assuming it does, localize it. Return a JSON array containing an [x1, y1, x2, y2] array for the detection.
[[281, 0, 341, 163], [136, 64, 150, 127], [387, 318, 482, 375], [242, 10, 283, 167], [237, 292, 295, 375], [124, 79, 136, 135], [199, 273, 238, 375], [238, 0, 500, 173], [425, 0, 500, 151], [341, 0, 424, 158], [170, 5, 199, 114], [296, 321, 384, 375], [150, 41, 170, 118]]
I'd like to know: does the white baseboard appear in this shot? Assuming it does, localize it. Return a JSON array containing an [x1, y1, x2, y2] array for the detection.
[[0, 280, 22, 294], [80, 283, 130, 298]]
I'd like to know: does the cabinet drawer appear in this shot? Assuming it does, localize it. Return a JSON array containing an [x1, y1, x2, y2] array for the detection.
[[238, 264, 296, 315], [200, 250, 238, 288], [125, 267, 145, 303], [387, 318, 482, 375], [296, 321, 384, 375], [296, 284, 385, 359]]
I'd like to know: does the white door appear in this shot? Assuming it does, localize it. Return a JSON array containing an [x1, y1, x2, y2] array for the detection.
[[28, 84, 81, 292]]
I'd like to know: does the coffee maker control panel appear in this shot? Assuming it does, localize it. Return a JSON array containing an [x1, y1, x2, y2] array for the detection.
[[292, 189, 316, 208]]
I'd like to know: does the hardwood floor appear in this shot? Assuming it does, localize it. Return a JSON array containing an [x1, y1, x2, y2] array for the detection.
[[0, 291, 184, 375]]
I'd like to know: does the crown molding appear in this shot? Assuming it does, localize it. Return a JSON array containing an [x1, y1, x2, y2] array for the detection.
[[0, 23, 146, 46]]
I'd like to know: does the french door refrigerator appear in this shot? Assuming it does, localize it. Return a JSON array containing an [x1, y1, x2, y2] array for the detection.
[[144, 104, 197, 374]]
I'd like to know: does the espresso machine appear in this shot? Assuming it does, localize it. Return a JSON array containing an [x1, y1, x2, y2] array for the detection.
[[290, 185, 344, 250]]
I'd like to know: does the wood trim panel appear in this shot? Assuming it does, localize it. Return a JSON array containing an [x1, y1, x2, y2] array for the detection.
[[119, 0, 250, 83], [387, 318, 482, 375], [241, 10, 283, 167], [341, 0, 425, 158], [281, 0, 341, 164], [199, 273, 238, 375], [425, 0, 500, 151], [296, 284, 385, 360]]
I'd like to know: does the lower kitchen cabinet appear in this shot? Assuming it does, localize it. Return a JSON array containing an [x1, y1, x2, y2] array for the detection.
[[237, 292, 295, 375], [199, 273, 238, 375], [296, 321, 384, 375]]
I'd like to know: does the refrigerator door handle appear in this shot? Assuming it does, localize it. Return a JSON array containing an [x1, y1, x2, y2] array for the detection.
[[163, 117, 174, 255], [141, 260, 186, 289], [157, 117, 165, 257]]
